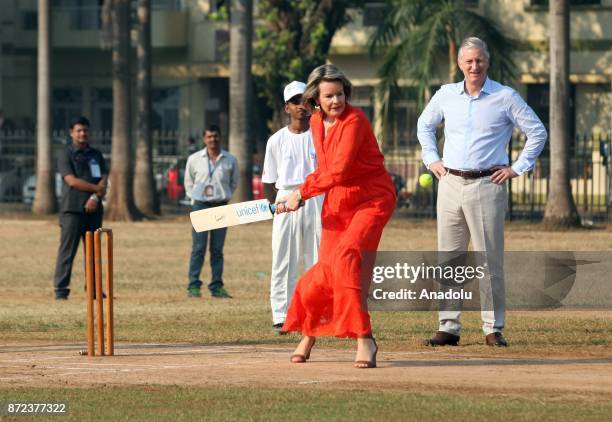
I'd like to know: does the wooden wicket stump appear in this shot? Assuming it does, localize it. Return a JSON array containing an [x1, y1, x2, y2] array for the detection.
[[84, 228, 114, 357]]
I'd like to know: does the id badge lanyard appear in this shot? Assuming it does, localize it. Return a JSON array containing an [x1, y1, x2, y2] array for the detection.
[[204, 157, 217, 198], [208, 157, 216, 180]]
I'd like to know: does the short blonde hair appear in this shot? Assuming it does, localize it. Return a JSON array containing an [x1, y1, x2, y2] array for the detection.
[[303, 64, 352, 109]]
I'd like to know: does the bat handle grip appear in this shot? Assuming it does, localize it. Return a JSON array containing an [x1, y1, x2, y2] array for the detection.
[[269, 200, 304, 214]]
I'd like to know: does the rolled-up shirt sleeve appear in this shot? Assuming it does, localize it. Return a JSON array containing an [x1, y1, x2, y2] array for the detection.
[[58, 147, 74, 178], [261, 137, 278, 184], [417, 89, 444, 167], [230, 157, 239, 195], [506, 91, 547, 175]]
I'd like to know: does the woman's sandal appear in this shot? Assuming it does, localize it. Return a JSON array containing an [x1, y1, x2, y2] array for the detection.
[[354, 337, 378, 369], [290, 337, 316, 363]]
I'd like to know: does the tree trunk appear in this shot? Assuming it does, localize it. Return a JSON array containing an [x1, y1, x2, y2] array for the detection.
[[542, 0, 580, 228], [447, 27, 458, 83], [270, 105, 286, 133], [33, 0, 57, 214], [105, 0, 140, 221], [229, 0, 253, 201], [133, 0, 159, 216]]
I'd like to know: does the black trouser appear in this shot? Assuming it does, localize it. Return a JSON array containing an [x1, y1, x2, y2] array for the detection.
[[53, 211, 103, 297]]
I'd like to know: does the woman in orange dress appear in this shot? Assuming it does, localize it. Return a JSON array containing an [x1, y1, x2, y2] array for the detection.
[[277, 64, 396, 368]]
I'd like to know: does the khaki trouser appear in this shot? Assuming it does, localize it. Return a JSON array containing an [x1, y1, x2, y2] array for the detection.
[[436, 173, 506, 336]]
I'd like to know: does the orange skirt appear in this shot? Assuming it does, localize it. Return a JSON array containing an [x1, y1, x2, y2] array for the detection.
[[282, 173, 395, 338]]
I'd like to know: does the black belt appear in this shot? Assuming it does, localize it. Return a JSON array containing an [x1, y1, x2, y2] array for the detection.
[[195, 200, 228, 206], [446, 168, 494, 179]]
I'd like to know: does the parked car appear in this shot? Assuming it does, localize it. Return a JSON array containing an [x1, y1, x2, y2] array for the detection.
[[252, 165, 264, 200], [389, 172, 411, 208], [0, 157, 23, 202], [165, 159, 186, 202], [163, 161, 266, 205], [22, 173, 63, 204]]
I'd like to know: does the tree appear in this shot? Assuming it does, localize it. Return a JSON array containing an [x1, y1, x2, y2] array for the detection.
[[253, 0, 354, 132], [228, 0, 254, 201], [133, 0, 160, 216], [369, 0, 516, 142], [105, 0, 140, 221], [542, 0, 580, 228], [33, 0, 57, 214]]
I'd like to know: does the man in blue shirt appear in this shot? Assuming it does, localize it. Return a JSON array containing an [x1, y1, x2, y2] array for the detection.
[[184, 125, 239, 299], [417, 37, 547, 347]]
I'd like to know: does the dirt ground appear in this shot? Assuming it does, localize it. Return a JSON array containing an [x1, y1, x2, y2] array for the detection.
[[1, 341, 611, 399]]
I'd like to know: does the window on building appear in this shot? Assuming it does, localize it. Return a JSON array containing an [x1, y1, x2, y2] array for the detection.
[[152, 0, 183, 10], [526, 83, 576, 147], [52, 88, 83, 132], [214, 29, 230, 62], [18, 0, 38, 29], [53, 0, 103, 30], [530, 0, 601, 6], [21, 11, 38, 30], [92, 88, 113, 132], [152, 87, 180, 155], [351, 86, 374, 123], [386, 88, 419, 152], [152, 87, 180, 132], [209, 0, 226, 13], [90, 88, 112, 152], [363, 3, 386, 27]]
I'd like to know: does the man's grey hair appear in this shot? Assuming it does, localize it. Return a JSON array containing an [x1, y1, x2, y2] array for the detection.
[[458, 37, 490, 61]]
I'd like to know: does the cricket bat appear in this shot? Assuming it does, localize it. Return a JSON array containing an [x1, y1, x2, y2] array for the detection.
[[189, 199, 284, 232]]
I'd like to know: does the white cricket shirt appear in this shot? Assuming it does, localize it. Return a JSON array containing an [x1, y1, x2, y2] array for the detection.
[[262, 127, 317, 189]]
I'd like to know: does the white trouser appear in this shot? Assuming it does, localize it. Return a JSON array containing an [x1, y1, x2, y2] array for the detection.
[[436, 173, 506, 336], [270, 188, 323, 324]]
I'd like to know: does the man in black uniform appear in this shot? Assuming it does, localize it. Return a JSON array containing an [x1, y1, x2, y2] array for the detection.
[[53, 116, 108, 300]]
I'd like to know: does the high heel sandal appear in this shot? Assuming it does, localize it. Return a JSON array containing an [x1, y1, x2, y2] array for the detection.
[[290, 337, 316, 363], [354, 337, 378, 369]]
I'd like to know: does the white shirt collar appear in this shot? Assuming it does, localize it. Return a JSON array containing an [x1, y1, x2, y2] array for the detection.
[[458, 77, 492, 96]]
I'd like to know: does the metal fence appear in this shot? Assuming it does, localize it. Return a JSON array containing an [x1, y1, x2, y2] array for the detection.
[[386, 131, 612, 221], [0, 130, 186, 205], [1, 130, 610, 221]]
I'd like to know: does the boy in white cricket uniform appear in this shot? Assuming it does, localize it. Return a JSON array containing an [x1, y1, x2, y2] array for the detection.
[[262, 81, 323, 331]]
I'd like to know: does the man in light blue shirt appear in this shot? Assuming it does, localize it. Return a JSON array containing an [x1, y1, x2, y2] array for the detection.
[[417, 37, 547, 347], [184, 125, 239, 299]]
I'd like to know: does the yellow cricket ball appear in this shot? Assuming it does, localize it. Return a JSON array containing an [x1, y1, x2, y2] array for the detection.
[[419, 173, 433, 188]]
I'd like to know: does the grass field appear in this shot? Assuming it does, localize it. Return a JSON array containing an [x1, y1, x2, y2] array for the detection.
[[1, 213, 611, 420]]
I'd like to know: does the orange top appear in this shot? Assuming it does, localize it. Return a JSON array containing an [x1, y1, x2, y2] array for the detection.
[[300, 104, 387, 199]]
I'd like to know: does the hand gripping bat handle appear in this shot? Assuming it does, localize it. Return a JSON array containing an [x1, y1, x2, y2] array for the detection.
[[269, 200, 305, 214]]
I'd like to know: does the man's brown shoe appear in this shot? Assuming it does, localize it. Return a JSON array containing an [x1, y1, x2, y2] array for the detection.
[[485, 332, 508, 347], [423, 331, 460, 346]]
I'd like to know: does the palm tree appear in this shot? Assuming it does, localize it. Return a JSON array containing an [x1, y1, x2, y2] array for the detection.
[[105, 0, 140, 221], [33, 0, 57, 214], [543, 0, 580, 228], [369, 0, 516, 143], [133, 0, 160, 216], [253, 0, 353, 133], [228, 0, 253, 201]]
